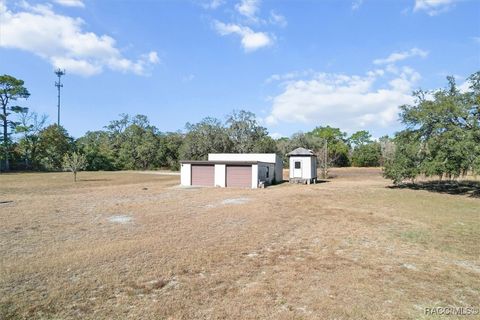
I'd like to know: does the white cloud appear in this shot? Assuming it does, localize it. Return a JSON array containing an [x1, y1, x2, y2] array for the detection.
[[265, 67, 421, 133], [0, 2, 159, 76], [373, 48, 428, 65], [269, 132, 285, 139], [414, 0, 457, 15], [208, 0, 284, 52], [269, 10, 287, 27], [146, 51, 160, 64], [352, 0, 363, 10], [182, 74, 195, 82], [203, 0, 224, 9], [265, 69, 315, 84], [458, 80, 471, 93], [213, 20, 273, 52], [54, 0, 84, 8], [235, 0, 260, 21]]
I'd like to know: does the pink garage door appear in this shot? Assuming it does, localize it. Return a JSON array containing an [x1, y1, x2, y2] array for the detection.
[[226, 165, 252, 188], [191, 165, 214, 186]]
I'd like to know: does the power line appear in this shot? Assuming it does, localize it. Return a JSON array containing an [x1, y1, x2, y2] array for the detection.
[[54, 68, 66, 126]]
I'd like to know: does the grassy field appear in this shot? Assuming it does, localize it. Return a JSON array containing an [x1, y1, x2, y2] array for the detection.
[[0, 168, 479, 319]]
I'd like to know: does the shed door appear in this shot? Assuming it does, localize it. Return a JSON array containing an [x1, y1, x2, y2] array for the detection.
[[191, 165, 214, 186], [226, 165, 251, 188], [293, 160, 302, 178]]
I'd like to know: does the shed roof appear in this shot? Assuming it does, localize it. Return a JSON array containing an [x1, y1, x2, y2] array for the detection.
[[287, 147, 315, 156]]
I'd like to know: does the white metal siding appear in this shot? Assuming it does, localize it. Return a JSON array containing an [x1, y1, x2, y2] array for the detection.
[[180, 163, 191, 186], [289, 156, 315, 179], [258, 163, 274, 185], [208, 153, 283, 183], [251, 164, 258, 189], [275, 156, 283, 183], [214, 164, 226, 187], [311, 157, 317, 178], [209, 153, 276, 163]]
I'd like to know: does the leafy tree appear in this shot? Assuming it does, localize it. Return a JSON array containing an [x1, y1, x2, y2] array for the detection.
[[384, 72, 480, 183], [310, 126, 350, 167], [351, 142, 381, 167], [252, 135, 278, 153], [180, 117, 232, 160], [76, 131, 116, 170], [117, 120, 161, 169], [105, 113, 130, 136], [288, 132, 323, 151], [466, 71, 480, 174], [105, 113, 130, 166], [275, 137, 292, 166], [226, 110, 271, 153], [378, 135, 395, 166], [103, 114, 163, 170], [383, 131, 422, 184], [158, 132, 184, 170], [37, 124, 73, 170], [310, 125, 345, 143], [0, 75, 30, 171], [63, 152, 87, 182], [348, 130, 372, 148], [15, 110, 47, 169], [402, 76, 476, 179]]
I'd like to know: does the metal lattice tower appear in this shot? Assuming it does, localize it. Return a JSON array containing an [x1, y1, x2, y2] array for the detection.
[[54, 69, 66, 126]]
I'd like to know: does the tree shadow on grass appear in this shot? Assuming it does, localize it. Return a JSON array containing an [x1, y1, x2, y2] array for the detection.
[[388, 180, 480, 198]]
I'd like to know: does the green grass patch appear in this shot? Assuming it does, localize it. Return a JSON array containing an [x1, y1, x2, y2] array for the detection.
[[399, 229, 432, 245]]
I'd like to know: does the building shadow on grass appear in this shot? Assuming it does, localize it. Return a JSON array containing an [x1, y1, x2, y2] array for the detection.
[[388, 180, 480, 198]]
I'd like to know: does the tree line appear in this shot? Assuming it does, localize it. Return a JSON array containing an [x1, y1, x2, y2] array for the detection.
[[1, 112, 385, 174], [383, 72, 480, 184], [2, 72, 478, 184]]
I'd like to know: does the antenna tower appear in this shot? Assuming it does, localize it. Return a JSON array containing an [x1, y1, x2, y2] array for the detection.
[[54, 69, 66, 126]]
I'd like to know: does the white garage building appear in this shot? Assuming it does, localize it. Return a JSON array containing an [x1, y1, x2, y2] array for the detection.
[[180, 153, 283, 189]]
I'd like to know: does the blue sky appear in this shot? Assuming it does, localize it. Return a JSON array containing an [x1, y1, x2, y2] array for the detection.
[[1, 0, 479, 139]]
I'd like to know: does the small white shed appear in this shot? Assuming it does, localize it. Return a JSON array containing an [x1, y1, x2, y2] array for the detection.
[[287, 147, 317, 184], [180, 153, 283, 189]]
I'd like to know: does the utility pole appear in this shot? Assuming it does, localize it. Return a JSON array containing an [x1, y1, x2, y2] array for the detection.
[[323, 139, 328, 179], [54, 69, 65, 126]]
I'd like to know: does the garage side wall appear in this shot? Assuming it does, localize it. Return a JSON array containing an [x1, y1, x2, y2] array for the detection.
[[214, 164, 226, 187], [275, 155, 283, 183], [311, 157, 317, 179], [258, 162, 275, 185], [180, 163, 191, 186]]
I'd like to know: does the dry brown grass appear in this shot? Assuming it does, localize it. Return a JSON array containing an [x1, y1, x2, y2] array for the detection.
[[0, 168, 479, 319]]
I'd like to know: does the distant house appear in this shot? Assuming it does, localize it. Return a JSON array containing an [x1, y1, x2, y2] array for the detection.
[[287, 147, 317, 184], [180, 153, 283, 189]]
